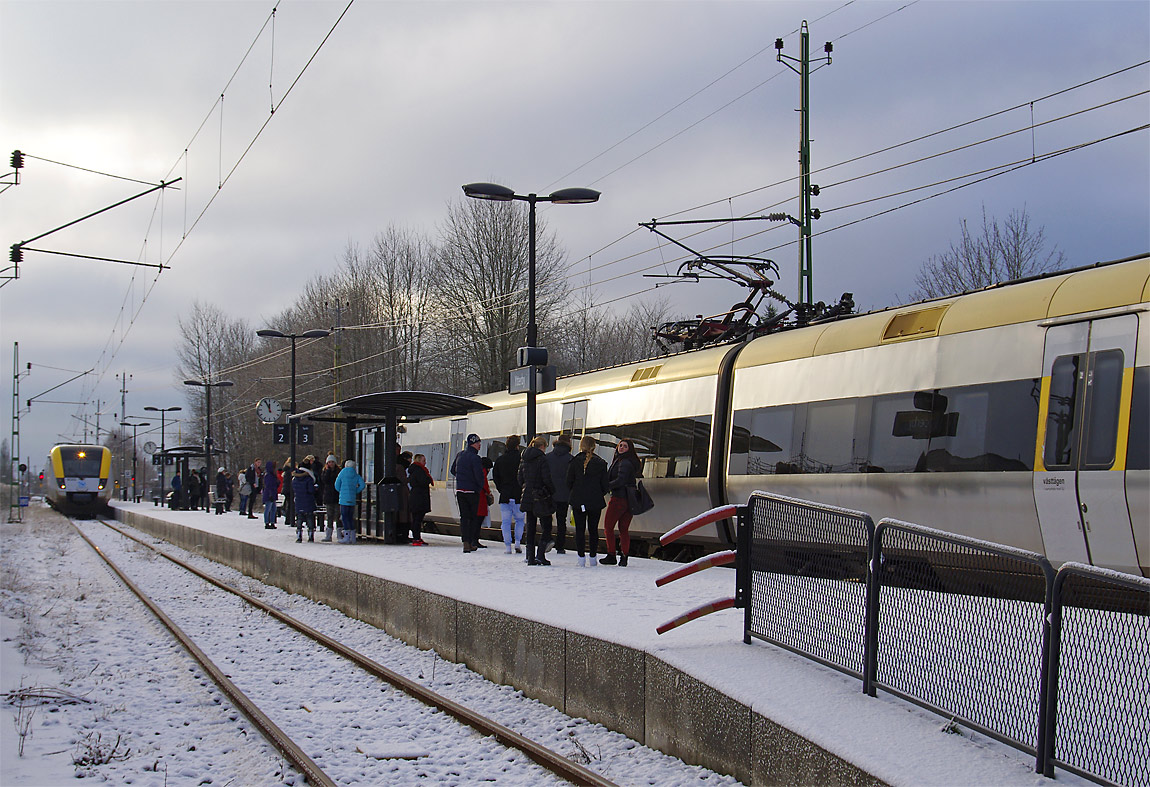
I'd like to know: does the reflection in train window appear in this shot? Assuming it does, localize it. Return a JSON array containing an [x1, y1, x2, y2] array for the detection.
[[1044, 355, 1082, 469], [592, 416, 711, 478], [1081, 350, 1124, 469], [730, 406, 795, 474], [731, 378, 1038, 475]]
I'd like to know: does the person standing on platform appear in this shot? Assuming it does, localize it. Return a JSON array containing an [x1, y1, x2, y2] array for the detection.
[[246, 459, 262, 519], [238, 471, 251, 517], [493, 434, 525, 554], [518, 436, 555, 566], [170, 472, 182, 509], [320, 454, 340, 541], [280, 458, 294, 527], [262, 459, 280, 529], [451, 433, 485, 553], [215, 468, 228, 514], [567, 435, 609, 567], [224, 470, 235, 512], [476, 457, 493, 548], [546, 433, 574, 554], [335, 459, 366, 543], [407, 453, 433, 546], [187, 470, 201, 513], [292, 456, 319, 542], [601, 439, 641, 566]]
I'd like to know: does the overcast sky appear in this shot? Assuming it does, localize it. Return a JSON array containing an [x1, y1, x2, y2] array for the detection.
[[2, 0, 1147, 466]]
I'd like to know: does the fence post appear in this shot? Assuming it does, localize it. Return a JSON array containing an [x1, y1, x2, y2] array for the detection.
[[736, 504, 752, 645], [863, 523, 881, 697]]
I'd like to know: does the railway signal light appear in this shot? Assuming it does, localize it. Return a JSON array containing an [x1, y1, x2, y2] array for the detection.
[[10, 150, 23, 169]]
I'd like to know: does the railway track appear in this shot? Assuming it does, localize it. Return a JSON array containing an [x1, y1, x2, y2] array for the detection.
[[74, 517, 619, 786]]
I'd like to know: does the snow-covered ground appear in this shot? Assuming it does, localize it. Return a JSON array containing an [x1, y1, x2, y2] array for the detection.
[[2, 501, 1089, 786], [1, 505, 740, 785]]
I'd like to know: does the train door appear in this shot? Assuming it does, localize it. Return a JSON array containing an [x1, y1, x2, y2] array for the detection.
[[1034, 314, 1138, 573]]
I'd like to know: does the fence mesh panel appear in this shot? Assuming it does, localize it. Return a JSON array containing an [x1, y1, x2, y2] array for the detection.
[[1050, 565, 1150, 787], [872, 520, 1051, 754], [747, 493, 872, 678]]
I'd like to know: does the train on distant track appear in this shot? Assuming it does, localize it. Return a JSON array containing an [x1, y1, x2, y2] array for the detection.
[[381, 254, 1148, 577], [44, 444, 113, 516]]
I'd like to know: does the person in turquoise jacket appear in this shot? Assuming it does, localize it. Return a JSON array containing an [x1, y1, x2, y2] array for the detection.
[[334, 459, 365, 543]]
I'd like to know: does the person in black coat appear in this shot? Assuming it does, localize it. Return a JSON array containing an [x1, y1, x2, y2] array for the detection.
[[601, 439, 641, 566], [517, 436, 555, 566], [407, 454, 433, 546], [319, 455, 340, 541], [546, 434, 574, 553], [492, 435, 526, 553], [566, 435, 609, 567]]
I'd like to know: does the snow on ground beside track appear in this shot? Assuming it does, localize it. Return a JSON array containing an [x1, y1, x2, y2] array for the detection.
[[1, 504, 741, 785]]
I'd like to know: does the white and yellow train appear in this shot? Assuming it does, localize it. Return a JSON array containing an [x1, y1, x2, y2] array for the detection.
[[44, 444, 113, 516], [391, 254, 1148, 577]]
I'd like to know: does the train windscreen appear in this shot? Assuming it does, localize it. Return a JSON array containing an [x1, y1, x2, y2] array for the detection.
[[61, 449, 104, 478]]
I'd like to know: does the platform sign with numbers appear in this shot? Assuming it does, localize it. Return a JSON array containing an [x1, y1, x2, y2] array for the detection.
[[273, 424, 289, 444], [298, 424, 313, 445]]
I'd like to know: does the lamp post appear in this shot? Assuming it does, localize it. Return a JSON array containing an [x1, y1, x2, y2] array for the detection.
[[256, 328, 331, 524], [119, 420, 150, 501], [183, 378, 233, 512], [144, 405, 181, 503], [461, 182, 600, 439]]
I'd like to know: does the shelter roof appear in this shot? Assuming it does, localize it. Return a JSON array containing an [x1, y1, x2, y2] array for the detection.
[[290, 391, 491, 423]]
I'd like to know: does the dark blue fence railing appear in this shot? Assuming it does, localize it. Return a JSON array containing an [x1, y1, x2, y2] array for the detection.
[[735, 491, 1149, 786]]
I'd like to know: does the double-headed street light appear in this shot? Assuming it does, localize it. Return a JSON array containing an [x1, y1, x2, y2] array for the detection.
[[256, 329, 331, 522], [144, 405, 181, 502], [183, 378, 233, 511], [119, 420, 150, 501], [461, 182, 600, 439]]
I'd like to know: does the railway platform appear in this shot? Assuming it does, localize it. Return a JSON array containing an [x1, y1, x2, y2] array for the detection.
[[108, 499, 1073, 787]]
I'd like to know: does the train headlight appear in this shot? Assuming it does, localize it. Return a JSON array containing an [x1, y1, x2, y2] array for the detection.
[[56, 478, 66, 489]]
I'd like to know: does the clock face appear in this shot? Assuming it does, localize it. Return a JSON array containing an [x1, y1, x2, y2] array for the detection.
[[256, 397, 283, 424]]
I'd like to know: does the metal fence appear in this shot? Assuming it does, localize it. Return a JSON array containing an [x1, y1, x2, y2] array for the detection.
[[738, 492, 1149, 785], [1044, 564, 1150, 786], [742, 492, 873, 679], [869, 519, 1054, 760]]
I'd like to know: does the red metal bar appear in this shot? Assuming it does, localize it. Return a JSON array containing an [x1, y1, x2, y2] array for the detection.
[[656, 597, 736, 635], [660, 504, 738, 545], [655, 550, 737, 587]]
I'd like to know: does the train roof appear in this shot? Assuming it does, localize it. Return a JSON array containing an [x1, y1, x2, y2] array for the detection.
[[737, 253, 1149, 369]]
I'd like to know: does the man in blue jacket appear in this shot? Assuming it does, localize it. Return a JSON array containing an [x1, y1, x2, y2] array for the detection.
[[452, 433, 486, 553], [334, 459, 366, 544]]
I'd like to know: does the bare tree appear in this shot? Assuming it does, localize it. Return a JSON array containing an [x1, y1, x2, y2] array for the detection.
[[910, 205, 1066, 300], [433, 197, 566, 394]]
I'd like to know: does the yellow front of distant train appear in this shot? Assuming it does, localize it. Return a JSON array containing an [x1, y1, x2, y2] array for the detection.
[[45, 444, 112, 516]]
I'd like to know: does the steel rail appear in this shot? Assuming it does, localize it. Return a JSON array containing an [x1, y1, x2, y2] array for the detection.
[[94, 518, 619, 787], [68, 520, 337, 787]]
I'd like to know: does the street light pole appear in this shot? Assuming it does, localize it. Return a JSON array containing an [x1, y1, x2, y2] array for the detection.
[[119, 420, 150, 501], [184, 378, 233, 512], [257, 328, 331, 525], [461, 182, 600, 440], [144, 405, 181, 504]]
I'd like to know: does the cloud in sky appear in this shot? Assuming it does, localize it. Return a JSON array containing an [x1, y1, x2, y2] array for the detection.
[[2, 0, 1147, 463]]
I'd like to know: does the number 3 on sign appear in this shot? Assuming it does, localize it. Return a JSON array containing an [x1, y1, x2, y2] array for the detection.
[[299, 424, 312, 444]]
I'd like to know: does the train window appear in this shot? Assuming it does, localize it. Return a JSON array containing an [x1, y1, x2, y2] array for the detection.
[[1081, 350, 1124, 469], [61, 451, 103, 478], [561, 400, 588, 438], [590, 416, 711, 478], [1044, 354, 1083, 469], [730, 406, 796, 474], [405, 443, 449, 480], [869, 393, 928, 472], [1128, 367, 1149, 471], [925, 380, 1037, 471], [800, 400, 858, 473]]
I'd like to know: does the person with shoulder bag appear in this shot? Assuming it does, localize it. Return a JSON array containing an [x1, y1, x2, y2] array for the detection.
[[567, 435, 609, 567], [601, 438, 642, 566], [518, 435, 556, 566], [492, 434, 526, 554]]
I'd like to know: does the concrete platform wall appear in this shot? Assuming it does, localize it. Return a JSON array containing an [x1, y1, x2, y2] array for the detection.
[[115, 507, 884, 787]]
